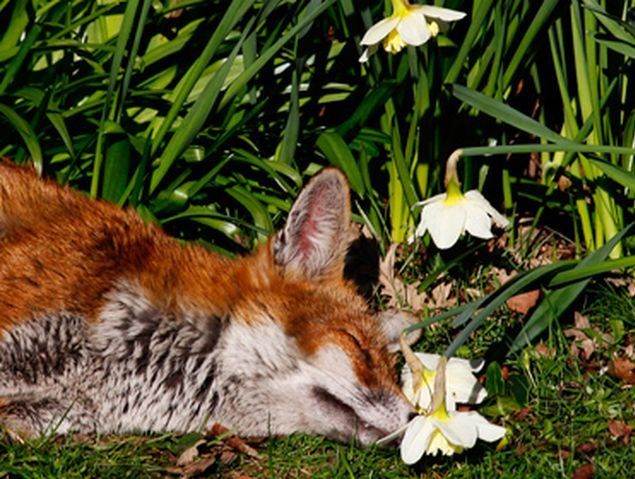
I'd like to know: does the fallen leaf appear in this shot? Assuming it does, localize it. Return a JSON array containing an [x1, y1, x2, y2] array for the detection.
[[512, 407, 533, 421], [558, 448, 570, 460], [534, 343, 556, 358], [177, 440, 206, 466], [492, 267, 516, 286], [574, 312, 591, 329], [564, 312, 613, 361], [607, 420, 633, 444], [209, 423, 260, 458], [575, 443, 597, 455], [572, 463, 594, 479], [506, 289, 540, 314], [609, 357, 635, 384], [515, 443, 528, 456], [378, 244, 424, 310], [176, 456, 217, 479], [219, 450, 238, 465]]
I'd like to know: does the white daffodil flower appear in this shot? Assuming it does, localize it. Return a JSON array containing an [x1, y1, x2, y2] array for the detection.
[[400, 406, 507, 463], [409, 181, 509, 249], [397, 341, 505, 464], [401, 352, 487, 411], [359, 0, 466, 62]]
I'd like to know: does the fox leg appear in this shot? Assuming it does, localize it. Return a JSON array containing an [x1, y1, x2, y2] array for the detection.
[[0, 391, 98, 438]]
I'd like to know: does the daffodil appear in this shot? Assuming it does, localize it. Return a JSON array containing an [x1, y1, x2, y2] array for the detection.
[[401, 352, 487, 410], [400, 405, 507, 462], [398, 353, 506, 463], [409, 149, 509, 249], [359, 0, 466, 62]]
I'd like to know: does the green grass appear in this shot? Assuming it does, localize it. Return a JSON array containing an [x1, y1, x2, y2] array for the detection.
[[2, 285, 632, 478]]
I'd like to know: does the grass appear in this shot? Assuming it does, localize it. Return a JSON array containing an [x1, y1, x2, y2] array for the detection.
[[2, 284, 632, 478]]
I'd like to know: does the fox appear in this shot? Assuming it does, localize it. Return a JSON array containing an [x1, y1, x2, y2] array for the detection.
[[0, 161, 416, 445]]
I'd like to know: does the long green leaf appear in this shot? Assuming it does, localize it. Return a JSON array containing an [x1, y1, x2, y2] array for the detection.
[[0, 103, 43, 173], [150, 22, 252, 193], [316, 131, 365, 195], [509, 224, 633, 353]]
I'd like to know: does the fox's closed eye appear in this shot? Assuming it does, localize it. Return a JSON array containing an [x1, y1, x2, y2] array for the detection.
[[338, 329, 373, 366]]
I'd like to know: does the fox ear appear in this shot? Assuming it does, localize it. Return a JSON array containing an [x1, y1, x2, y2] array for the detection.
[[273, 168, 351, 280]]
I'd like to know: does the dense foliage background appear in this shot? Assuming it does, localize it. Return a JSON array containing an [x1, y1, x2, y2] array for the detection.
[[1, 0, 631, 249]]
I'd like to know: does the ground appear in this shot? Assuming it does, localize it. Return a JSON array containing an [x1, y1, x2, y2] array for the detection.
[[1, 281, 633, 478]]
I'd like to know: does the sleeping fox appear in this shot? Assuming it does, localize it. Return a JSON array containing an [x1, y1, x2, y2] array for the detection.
[[0, 161, 414, 445]]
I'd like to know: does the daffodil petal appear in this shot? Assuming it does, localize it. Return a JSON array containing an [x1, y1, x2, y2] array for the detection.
[[464, 202, 494, 239], [360, 17, 400, 45], [413, 352, 441, 369], [413, 192, 447, 207], [396, 11, 431, 46], [417, 5, 467, 22], [464, 190, 509, 228], [436, 413, 478, 448], [413, 210, 430, 239], [446, 365, 487, 404], [400, 416, 434, 464], [473, 416, 507, 442], [426, 202, 465, 249]]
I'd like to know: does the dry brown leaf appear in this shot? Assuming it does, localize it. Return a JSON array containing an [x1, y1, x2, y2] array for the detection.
[[564, 312, 614, 360], [175, 456, 217, 478], [219, 450, 238, 465], [177, 440, 206, 466], [512, 407, 533, 421], [515, 443, 528, 456], [506, 289, 540, 314], [430, 282, 453, 309], [609, 357, 635, 384], [572, 463, 594, 479], [605, 276, 635, 297], [209, 423, 260, 458], [534, 343, 556, 358], [607, 420, 633, 444], [492, 267, 516, 286], [378, 244, 428, 311], [575, 443, 597, 455], [574, 312, 591, 329]]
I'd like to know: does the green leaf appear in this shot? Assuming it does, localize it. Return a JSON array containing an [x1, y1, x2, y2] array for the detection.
[[485, 362, 505, 396], [150, 24, 250, 193], [150, 0, 257, 155], [586, 158, 635, 190], [452, 84, 575, 145], [0, 103, 43, 173], [509, 224, 633, 353], [316, 131, 365, 195], [219, 0, 336, 108], [102, 138, 131, 203]]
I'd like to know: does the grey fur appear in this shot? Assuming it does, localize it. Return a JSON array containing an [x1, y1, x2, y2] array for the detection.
[[0, 283, 412, 443]]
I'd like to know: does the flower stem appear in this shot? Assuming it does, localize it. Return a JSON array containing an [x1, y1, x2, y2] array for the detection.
[[444, 149, 464, 187], [429, 356, 448, 413], [400, 333, 424, 393]]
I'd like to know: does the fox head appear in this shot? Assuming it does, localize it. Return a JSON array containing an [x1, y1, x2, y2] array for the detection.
[[215, 168, 415, 445]]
